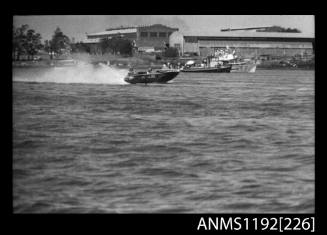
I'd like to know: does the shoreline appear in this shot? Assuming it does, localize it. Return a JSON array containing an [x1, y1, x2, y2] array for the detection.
[[12, 53, 315, 71], [12, 62, 315, 71]]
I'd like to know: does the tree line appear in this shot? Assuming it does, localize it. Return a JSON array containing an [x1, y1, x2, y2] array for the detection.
[[99, 37, 133, 55], [12, 24, 136, 60], [13, 24, 180, 60], [13, 25, 72, 61], [13, 24, 43, 61]]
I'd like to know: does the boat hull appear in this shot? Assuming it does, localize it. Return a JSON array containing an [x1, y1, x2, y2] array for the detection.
[[124, 70, 179, 84], [181, 65, 231, 73]]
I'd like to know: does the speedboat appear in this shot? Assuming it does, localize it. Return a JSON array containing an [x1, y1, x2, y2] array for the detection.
[[124, 69, 179, 84]]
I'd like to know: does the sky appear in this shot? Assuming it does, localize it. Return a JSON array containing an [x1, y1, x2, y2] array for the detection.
[[13, 15, 315, 42]]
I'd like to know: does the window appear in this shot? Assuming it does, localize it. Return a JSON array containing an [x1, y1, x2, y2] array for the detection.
[[159, 32, 167, 37], [140, 32, 148, 37], [150, 32, 158, 37]]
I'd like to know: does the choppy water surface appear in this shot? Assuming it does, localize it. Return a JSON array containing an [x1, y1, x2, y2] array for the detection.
[[13, 66, 314, 213]]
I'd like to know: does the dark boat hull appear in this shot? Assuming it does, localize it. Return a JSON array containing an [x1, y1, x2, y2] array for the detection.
[[124, 70, 179, 84], [181, 65, 231, 73]]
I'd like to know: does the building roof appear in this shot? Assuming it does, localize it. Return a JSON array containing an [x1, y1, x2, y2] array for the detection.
[[87, 28, 137, 37], [221, 26, 272, 31], [106, 26, 136, 31], [87, 24, 178, 37], [182, 31, 314, 39], [138, 24, 179, 31]]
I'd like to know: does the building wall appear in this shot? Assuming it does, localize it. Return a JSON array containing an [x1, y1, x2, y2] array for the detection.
[[198, 46, 313, 58], [169, 32, 313, 58], [85, 24, 178, 52], [184, 42, 199, 54], [168, 31, 184, 55], [136, 24, 178, 50], [85, 28, 314, 58], [197, 40, 312, 49], [87, 32, 137, 40], [188, 39, 313, 58], [136, 38, 169, 50]]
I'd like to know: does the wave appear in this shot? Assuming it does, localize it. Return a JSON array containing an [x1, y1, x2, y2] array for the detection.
[[13, 63, 128, 85]]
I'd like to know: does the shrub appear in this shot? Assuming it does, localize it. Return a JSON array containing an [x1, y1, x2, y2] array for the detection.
[[164, 47, 179, 58]]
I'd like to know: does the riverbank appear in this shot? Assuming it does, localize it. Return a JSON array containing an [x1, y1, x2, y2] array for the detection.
[[13, 52, 315, 70], [257, 60, 314, 70], [12, 53, 158, 68]]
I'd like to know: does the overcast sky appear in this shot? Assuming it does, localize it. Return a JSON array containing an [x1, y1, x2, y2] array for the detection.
[[13, 15, 315, 42]]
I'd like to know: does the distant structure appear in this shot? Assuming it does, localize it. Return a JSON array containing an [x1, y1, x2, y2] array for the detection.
[[81, 24, 313, 59], [221, 27, 272, 32], [221, 26, 301, 33], [257, 26, 301, 33], [169, 31, 314, 58], [82, 24, 178, 54]]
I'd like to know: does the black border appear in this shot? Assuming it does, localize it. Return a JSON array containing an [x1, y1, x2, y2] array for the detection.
[[8, 10, 323, 234]]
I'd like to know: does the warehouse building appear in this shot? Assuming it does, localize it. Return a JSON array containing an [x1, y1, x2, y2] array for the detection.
[[83, 24, 178, 54], [169, 31, 314, 59]]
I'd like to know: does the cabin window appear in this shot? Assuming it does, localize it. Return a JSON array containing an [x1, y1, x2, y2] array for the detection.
[[159, 32, 167, 37], [140, 32, 148, 37], [150, 32, 158, 37]]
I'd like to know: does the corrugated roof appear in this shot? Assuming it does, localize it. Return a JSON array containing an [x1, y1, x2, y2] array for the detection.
[[87, 28, 137, 36], [138, 24, 179, 30], [183, 31, 314, 39]]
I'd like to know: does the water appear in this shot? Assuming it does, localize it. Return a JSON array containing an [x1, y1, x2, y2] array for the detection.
[[13, 66, 315, 213]]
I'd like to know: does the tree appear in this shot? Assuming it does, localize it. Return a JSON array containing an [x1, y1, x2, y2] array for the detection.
[[99, 36, 133, 55], [71, 42, 91, 53], [13, 24, 28, 60], [118, 38, 133, 55], [24, 29, 43, 60], [44, 40, 50, 53], [49, 27, 71, 55], [13, 24, 43, 61], [100, 38, 112, 54]]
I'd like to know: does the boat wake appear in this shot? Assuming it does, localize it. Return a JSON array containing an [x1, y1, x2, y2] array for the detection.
[[13, 63, 129, 85]]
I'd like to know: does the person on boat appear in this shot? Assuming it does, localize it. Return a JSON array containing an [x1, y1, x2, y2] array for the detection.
[[147, 68, 152, 74], [162, 63, 168, 69], [128, 67, 135, 75]]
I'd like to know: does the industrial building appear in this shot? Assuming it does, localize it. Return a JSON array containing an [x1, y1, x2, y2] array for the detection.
[[83, 24, 178, 54], [169, 31, 314, 58], [82, 24, 314, 59]]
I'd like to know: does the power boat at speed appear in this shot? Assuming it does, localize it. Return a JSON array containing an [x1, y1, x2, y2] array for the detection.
[[124, 68, 179, 84]]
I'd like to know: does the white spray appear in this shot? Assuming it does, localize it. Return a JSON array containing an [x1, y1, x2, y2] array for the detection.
[[13, 63, 129, 85]]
